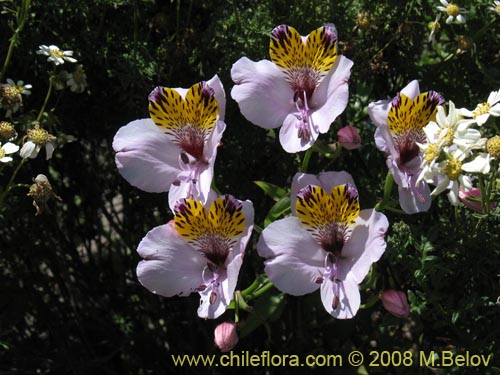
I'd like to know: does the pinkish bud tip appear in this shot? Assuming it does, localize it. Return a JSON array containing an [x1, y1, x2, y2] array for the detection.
[[381, 290, 410, 318], [337, 126, 361, 150], [458, 187, 495, 213], [214, 322, 238, 352]]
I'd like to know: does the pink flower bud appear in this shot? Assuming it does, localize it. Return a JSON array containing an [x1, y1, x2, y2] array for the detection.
[[214, 322, 238, 352], [337, 125, 361, 150], [458, 187, 495, 213], [381, 290, 410, 318]]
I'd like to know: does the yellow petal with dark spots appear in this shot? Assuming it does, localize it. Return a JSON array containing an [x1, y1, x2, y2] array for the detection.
[[174, 196, 245, 242], [295, 184, 359, 231], [269, 24, 338, 79], [388, 92, 442, 135], [148, 82, 219, 136]]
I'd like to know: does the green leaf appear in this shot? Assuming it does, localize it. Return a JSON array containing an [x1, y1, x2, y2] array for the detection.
[[238, 288, 285, 339], [254, 181, 288, 201], [264, 196, 291, 227]]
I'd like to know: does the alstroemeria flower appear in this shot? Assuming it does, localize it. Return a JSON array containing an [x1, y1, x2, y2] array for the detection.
[[231, 24, 353, 153], [368, 80, 444, 214], [257, 171, 388, 319], [113, 75, 226, 211], [136, 194, 254, 319]]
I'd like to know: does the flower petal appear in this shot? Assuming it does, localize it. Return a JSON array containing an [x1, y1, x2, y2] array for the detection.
[[231, 57, 294, 129], [113, 119, 181, 193], [2, 142, 19, 154], [136, 223, 205, 297], [320, 277, 360, 319], [206, 75, 226, 122], [398, 181, 432, 214], [258, 217, 324, 296], [20, 141, 37, 159], [279, 113, 319, 153], [340, 209, 389, 285], [290, 171, 356, 213], [311, 56, 353, 134], [400, 80, 420, 100]]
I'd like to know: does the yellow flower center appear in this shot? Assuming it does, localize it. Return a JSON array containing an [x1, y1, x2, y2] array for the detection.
[[445, 158, 462, 180], [2, 85, 19, 101], [50, 49, 65, 58], [440, 127, 455, 147], [446, 4, 460, 16], [428, 20, 441, 31], [0, 121, 16, 140], [27, 125, 55, 145], [472, 102, 491, 117], [0, 147, 5, 159], [424, 143, 440, 163], [496, 5, 500, 12], [486, 136, 500, 158]]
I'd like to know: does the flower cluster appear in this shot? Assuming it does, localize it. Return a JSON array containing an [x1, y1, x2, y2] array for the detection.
[[0, 41, 86, 214], [416, 91, 500, 206], [113, 24, 389, 333]]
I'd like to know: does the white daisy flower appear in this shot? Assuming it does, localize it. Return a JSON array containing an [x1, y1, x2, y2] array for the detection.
[[36, 45, 77, 65], [6, 79, 32, 95], [437, 0, 468, 24], [66, 65, 88, 93], [0, 141, 19, 163], [489, 1, 500, 15], [460, 90, 500, 126], [19, 124, 56, 160]]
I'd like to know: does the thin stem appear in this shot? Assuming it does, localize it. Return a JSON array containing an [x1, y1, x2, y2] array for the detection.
[[36, 74, 55, 122], [0, 0, 31, 82], [0, 158, 27, 208]]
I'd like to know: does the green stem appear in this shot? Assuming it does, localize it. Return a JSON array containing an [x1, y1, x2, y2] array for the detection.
[[0, 0, 31, 82], [300, 148, 313, 173], [36, 74, 55, 122], [478, 175, 488, 214], [0, 158, 27, 208]]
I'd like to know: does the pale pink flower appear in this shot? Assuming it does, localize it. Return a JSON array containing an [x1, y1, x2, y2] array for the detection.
[[136, 194, 254, 319], [258, 171, 388, 319], [368, 80, 444, 214], [113, 75, 226, 211], [231, 24, 353, 153]]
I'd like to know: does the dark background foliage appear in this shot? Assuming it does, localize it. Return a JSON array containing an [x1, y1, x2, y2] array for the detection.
[[1, 0, 500, 374]]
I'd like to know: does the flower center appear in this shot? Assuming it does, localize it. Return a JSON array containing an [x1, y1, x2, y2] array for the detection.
[[50, 49, 65, 58], [472, 102, 491, 117], [424, 143, 439, 163], [296, 183, 360, 256], [149, 81, 219, 160], [394, 130, 425, 166], [0, 147, 5, 159], [2, 85, 19, 101], [428, 20, 441, 31], [0, 121, 16, 140], [440, 127, 455, 146], [487, 136, 500, 158], [27, 125, 54, 145], [445, 158, 462, 180], [446, 4, 460, 16], [174, 195, 245, 267]]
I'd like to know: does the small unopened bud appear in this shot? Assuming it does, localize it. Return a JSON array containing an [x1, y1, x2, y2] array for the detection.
[[0, 121, 17, 141], [27, 174, 62, 215], [214, 322, 238, 352], [381, 290, 410, 318], [458, 187, 495, 213], [337, 125, 361, 150]]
